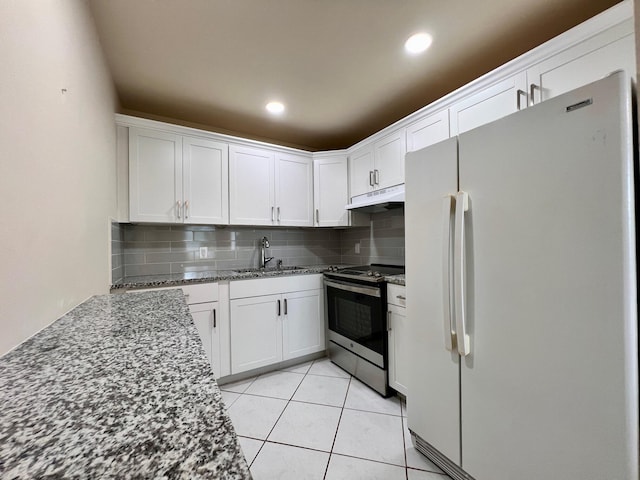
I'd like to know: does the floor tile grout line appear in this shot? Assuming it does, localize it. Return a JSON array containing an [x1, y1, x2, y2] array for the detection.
[[323, 375, 353, 480], [401, 408, 409, 480], [342, 405, 404, 417]]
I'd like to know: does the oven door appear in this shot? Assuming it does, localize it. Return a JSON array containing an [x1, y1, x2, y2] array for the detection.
[[324, 278, 386, 367]]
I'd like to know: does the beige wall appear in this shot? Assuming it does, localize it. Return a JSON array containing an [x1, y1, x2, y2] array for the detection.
[[0, 1, 118, 355]]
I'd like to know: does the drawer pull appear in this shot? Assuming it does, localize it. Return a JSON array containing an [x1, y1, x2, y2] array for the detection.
[[396, 295, 406, 300]]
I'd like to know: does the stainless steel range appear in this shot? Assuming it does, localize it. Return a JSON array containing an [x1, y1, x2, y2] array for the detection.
[[324, 264, 405, 397]]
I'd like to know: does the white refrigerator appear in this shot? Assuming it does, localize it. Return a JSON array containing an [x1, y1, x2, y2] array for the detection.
[[405, 71, 638, 480]]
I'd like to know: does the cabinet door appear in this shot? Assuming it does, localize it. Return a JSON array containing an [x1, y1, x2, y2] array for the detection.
[[373, 130, 406, 189], [313, 155, 349, 226], [406, 109, 450, 152], [349, 145, 374, 198], [274, 152, 313, 226], [230, 294, 282, 374], [229, 145, 275, 225], [387, 304, 408, 396], [183, 137, 229, 225], [282, 289, 325, 360], [190, 302, 222, 377], [527, 24, 634, 104], [129, 127, 182, 223], [449, 72, 527, 135]]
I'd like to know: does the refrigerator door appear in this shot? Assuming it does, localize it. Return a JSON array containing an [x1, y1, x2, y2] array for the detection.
[[457, 72, 638, 480], [405, 137, 461, 464]]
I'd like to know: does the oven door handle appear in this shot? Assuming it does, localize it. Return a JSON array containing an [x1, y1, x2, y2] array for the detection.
[[324, 279, 381, 298]]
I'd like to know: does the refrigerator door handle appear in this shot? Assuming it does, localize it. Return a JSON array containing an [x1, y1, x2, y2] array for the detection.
[[442, 195, 456, 351], [454, 191, 471, 356]]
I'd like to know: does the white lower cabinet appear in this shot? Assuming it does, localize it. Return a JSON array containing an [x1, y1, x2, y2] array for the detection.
[[230, 275, 325, 375], [190, 301, 223, 377], [388, 284, 408, 396], [230, 294, 283, 373], [282, 289, 324, 360]]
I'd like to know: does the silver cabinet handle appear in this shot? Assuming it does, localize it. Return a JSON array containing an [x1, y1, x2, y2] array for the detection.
[[387, 310, 392, 331], [529, 83, 539, 106], [213, 308, 216, 328], [396, 295, 406, 300], [369, 171, 374, 186], [176, 200, 182, 219], [184, 200, 189, 219], [516, 89, 527, 111], [374, 169, 380, 185], [284, 298, 287, 315], [277, 299, 281, 316], [315, 209, 319, 224], [277, 206, 281, 222], [271, 206, 275, 222]]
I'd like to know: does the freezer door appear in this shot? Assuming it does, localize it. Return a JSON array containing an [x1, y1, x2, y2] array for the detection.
[[457, 72, 638, 480], [405, 137, 461, 465]]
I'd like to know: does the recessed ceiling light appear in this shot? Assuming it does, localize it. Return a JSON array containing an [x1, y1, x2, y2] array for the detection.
[[405, 32, 433, 54], [266, 101, 285, 115]]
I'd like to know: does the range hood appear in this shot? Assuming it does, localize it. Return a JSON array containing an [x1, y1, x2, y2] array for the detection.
[[345, 184, 405, 213]]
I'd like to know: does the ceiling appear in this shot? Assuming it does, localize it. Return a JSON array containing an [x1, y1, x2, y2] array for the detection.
[[88, 0, 621, 151]]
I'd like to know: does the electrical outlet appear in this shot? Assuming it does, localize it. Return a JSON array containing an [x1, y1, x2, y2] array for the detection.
[[355, 242, 360, 254], [199, 247, 208, 259]]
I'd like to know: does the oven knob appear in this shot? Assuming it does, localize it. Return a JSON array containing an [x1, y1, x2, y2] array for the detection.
[[373, 271, 382, 278], [366, 270, 373, 276]]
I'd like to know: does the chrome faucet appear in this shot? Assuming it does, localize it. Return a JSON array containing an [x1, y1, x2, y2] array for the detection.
[[259, 236, 274, 269]]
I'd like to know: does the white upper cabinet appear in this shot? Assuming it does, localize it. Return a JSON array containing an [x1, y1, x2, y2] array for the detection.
[[373, 130, 406, 190], [229, 145, 275, 225], [274, 152, 313, 226], [313, 154, 349, 227], [182, 136, 229, 225], [349, 144, 375, 198], [129, 128, 182, 223], [229, 145, 313, 226], [129, 127, 229, 224], [449, 72, 528, 136], [406, 109, 450, 152], [526, 20, 635, 105], [349, 129, 406, 198]]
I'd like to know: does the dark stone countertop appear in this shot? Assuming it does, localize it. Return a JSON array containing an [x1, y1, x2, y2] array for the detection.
[[0, 289, 251, 479]]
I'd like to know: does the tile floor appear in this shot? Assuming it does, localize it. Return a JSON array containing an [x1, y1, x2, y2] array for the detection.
[[220, 357, 452, 480]]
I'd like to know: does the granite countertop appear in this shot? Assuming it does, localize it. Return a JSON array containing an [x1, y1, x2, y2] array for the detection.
[[385, 274, 406, 286], [110, 265, 337, 291], [0, 290, 251, 479]]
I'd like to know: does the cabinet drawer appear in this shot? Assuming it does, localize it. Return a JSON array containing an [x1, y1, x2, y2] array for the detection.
[[230, 274, 323, 299], [387, 284, 406, 307]]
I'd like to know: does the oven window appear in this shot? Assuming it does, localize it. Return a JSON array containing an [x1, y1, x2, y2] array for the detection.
[[327, 285, 384, 356]]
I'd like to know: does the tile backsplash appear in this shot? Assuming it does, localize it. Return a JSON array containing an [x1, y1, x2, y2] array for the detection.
[[340, 208, 405, 266], [114, 208, 405, 281], [111, 222, 125, 283], [119, 224, 343, 277]]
